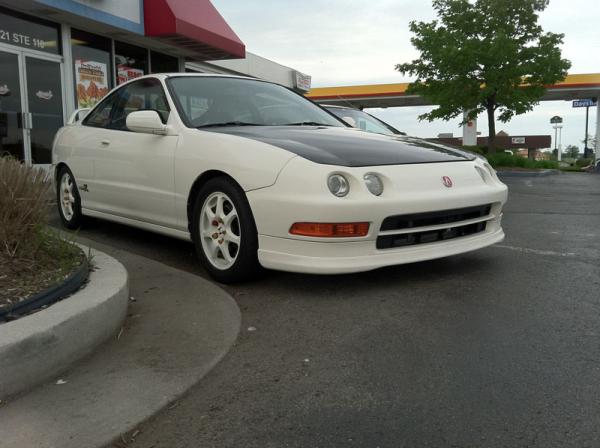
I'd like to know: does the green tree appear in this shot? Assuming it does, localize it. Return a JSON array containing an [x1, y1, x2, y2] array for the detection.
[[582, 134, 597, 149], [396, 0, 571, 154], [563, 144, 579, 159]]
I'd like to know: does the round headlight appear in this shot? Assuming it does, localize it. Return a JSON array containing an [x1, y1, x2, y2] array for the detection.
[[327, 174, 349, 197], [363, 173, 384, 196]]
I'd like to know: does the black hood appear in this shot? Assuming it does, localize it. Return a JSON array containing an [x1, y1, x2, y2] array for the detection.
[[203, 126, 475, 167]]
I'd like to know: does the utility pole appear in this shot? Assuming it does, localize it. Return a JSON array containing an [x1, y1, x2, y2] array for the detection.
[[584, 104, 590, 156]]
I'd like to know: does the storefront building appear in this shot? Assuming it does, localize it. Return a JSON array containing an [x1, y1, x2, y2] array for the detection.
[[0, 0, 311, 168]]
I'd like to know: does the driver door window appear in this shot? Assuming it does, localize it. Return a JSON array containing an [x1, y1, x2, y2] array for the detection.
[[84, 93, 120, 128], [84, 78, 170, 131]]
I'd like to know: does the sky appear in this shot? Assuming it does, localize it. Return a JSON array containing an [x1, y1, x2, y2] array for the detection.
[[211, 0, 599, 151]]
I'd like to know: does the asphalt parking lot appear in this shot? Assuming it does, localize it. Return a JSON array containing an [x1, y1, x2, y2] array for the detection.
[[52, 173, 600, 448]]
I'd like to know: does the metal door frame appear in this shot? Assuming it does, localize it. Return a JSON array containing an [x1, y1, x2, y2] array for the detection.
[[0, 44, 28, 163], [0, 41, 66, 168]]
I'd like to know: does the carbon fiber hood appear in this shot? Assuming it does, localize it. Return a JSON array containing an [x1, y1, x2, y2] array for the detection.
[[204, 126, 474, 167]]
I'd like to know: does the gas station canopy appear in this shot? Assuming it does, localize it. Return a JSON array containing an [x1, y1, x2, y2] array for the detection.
[[306, 73, 600, 109]]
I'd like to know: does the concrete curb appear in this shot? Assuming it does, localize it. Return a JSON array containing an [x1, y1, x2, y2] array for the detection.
[[0, 248, 129, 401], [497, 169, 560, 177], [0, 240, 240, 448]]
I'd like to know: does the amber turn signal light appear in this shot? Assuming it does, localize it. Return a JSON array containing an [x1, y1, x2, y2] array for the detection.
[[289, 222, 369, 237]]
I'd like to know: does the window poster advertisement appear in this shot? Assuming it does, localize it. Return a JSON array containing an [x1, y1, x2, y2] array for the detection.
[[75, 59, 109, 108], [117, 65, 144, 85]]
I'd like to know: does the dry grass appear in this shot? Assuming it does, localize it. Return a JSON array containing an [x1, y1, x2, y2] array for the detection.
[[0, 157, 85, 311], [0, 157, 51, 261]]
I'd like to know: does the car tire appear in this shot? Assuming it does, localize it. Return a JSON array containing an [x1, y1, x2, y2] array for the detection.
[[56, 166, 85, 230], [191, 177, 261, 283]]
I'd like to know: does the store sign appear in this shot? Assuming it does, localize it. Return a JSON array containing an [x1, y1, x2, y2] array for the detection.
[[511, 137, 526, 144], [550, 115, 563, 124], [71, 0, 142, 26], [572, 99, 597, 108], [75, 60, 110, 108], [0, 10, 60, 54], [117, 66, 144, 85], [294, 71, 312, 92]]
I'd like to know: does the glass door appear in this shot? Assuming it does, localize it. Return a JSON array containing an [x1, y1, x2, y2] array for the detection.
[[0, 50, 25, 161], [24, 56, 64, 167]]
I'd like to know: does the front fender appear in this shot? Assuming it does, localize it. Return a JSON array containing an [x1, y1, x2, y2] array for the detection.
[[174, 129, 298, 229]]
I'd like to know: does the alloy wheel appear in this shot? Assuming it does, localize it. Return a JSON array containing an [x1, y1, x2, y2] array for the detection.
[[60, 172, 76, 221], [199, 191, 241, 270]]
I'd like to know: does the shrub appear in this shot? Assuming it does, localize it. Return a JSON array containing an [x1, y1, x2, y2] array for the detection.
[[576, 158, 592, 167], [485, 153, 558, 169], [0, 157, 51, 261], [559, 165, 583, 172], [462, 145, 487, 155]]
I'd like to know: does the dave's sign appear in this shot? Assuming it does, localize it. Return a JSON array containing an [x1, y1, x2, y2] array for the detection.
[[572, 99, 597, 108]]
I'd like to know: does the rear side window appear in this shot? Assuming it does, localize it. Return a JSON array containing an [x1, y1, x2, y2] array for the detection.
[[83, 78, 170, 130]]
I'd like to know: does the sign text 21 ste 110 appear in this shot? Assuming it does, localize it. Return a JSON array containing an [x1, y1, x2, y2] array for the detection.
[[0, 30, 47, 50]]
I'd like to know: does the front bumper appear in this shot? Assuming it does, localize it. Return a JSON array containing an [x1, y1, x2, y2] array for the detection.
[[247, 157, 508, 274], [257, 216, 504, 274]]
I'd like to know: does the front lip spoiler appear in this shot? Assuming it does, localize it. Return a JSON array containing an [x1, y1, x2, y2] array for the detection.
[[257, 226, 505, 275]]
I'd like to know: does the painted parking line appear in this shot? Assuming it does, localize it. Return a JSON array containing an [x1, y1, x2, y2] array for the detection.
[[494, 244, 576, 257]]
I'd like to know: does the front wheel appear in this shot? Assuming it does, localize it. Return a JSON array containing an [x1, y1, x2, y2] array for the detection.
[[192, 177, 261, 283]]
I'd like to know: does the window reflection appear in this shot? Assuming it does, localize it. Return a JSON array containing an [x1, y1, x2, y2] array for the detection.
[[115, 41, 148, 85]]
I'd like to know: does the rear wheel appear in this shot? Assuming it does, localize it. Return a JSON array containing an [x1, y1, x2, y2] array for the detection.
[[56, 167, 84, 229], [192, 177, 260, 283]]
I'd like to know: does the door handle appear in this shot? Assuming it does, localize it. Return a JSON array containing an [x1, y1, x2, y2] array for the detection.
[[100, 140, 111, 146], [21, 112, 33, 130]]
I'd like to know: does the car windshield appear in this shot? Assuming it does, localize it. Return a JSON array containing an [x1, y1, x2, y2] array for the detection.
[[167, 76, 344, 128], [326, 107, 401, 136]]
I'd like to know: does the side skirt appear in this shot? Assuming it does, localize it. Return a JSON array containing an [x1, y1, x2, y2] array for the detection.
[[82, 208, 193, 242]]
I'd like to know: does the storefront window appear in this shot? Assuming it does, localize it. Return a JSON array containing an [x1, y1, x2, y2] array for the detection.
[[71, 29, 112, 108], [0, 7, 60, 55], [115, 41, 148, 85], [150, 51, 179, 73]]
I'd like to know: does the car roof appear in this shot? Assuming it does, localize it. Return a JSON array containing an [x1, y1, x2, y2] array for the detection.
[[322, 104, 353, 110], [134, 72, 260, 82]]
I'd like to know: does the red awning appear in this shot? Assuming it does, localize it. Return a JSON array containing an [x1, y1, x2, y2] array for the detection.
[[144, 0, 245, 60]]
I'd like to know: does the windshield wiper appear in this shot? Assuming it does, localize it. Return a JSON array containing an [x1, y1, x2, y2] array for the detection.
[[280, 121, 334, 126], [197, 121, 262, 128]]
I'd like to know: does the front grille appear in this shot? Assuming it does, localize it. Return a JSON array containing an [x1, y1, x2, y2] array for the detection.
[[380, 204, 491, 231], [376, 222, 487, 249], [376, 204, 492, 250]]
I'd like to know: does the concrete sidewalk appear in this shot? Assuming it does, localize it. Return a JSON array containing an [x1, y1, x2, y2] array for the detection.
[[0, 238, 241, 448]]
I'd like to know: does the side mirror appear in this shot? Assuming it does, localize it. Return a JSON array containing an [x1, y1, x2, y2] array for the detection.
[[126, 110, 168, 135], [341, 116, 357, 127]]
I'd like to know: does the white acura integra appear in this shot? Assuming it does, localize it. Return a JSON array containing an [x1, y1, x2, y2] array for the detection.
[[53, 73, 507, 283]]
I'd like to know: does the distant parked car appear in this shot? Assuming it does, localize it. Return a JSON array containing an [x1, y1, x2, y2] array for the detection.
[[53, 74, 507, 283], [324, 104, 406, 136]]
